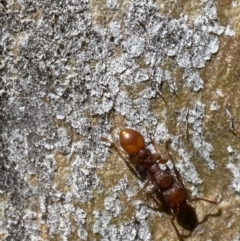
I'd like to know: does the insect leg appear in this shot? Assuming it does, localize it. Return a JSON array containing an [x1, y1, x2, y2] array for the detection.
[[130, 180, 153, 201], [162, 139, 186, 187], [145, 129, 169, 164], [131, 182, 164, 211], [145, 187, 164, 208], [146, 131, 183, 186], [101, 137, 141, 180], [188, 197, 217, 205], [171, 213, 183, 241]]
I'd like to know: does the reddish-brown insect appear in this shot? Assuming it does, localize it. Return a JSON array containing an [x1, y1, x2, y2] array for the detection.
[[102, 128, 217, 240]]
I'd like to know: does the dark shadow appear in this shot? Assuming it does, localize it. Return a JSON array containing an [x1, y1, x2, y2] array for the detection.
[[198, 207, 222, 225]]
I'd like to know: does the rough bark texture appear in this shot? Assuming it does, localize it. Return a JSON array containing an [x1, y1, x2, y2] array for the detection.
[[1, 0, 240, 240]]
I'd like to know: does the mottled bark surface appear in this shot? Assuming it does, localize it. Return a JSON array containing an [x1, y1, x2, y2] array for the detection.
[[1, 0, 240, 240]]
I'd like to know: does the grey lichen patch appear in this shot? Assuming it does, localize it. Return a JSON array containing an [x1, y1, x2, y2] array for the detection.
[[68, 148, 102, 203], [177, 101, 215, 170], [0, 199, 8, 239], [92, 202, 152, 241], [226, 146, 240, 193], [0, 0, 236, 240], [227, 162, 240, 193]]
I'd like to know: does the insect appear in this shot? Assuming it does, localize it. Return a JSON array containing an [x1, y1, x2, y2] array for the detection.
[[102, 128, 217, 240]]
